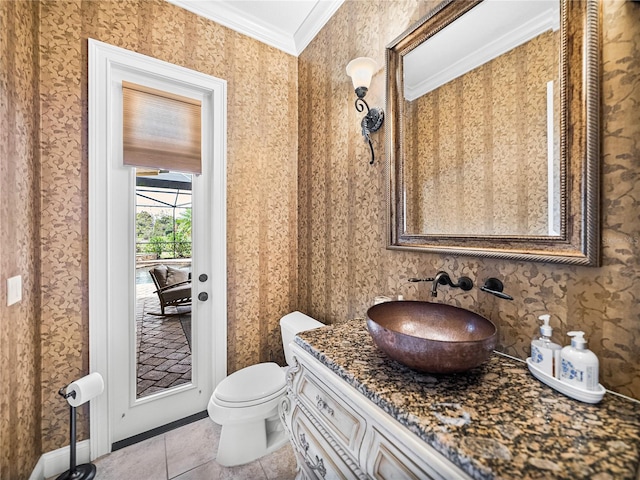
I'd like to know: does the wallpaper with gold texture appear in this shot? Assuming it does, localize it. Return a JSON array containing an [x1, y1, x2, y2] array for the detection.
[[0, 1, 42, 478], [39, 0, 298, 452], [299, 0, 640, 400]]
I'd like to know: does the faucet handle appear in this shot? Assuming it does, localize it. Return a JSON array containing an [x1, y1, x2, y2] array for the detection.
[[408, 277, 435, 283], [480, 278, 513, 300]]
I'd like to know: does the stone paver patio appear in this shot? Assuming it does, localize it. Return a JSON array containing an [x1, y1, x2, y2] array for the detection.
[[136, 283, 192, 398]]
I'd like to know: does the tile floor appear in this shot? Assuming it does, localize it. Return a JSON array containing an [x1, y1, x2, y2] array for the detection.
[[88, 418, 297, 480]]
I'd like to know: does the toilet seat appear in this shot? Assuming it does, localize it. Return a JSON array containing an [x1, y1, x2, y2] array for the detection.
[[213, 362, 286, 408]]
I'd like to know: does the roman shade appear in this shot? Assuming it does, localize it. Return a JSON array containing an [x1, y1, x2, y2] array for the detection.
[[123, 81, 202, 174]]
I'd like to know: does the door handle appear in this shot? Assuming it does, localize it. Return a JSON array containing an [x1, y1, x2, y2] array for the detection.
[[198, 292, 208, 302]]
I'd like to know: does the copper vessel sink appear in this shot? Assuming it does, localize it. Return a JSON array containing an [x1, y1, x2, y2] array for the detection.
[[366, 301, 497, 374]]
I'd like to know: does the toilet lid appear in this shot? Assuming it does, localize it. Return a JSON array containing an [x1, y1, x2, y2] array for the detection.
[[215, 362, 286, 404]]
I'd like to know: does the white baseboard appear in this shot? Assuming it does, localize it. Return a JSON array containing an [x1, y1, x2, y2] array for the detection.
[[28, 456, 44, 480], [29, 440, 91, 480]]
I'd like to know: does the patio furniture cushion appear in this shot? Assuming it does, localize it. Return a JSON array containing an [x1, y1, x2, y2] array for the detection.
[[152, 264, 168, 286], [149, 264, 192, 315], [161, 283, 191, 304], [166, 265, 189, 285]]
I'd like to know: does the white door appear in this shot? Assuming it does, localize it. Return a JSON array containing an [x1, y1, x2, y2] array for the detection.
[[109, 164, 210, 444], [88, 39, 227, 456]]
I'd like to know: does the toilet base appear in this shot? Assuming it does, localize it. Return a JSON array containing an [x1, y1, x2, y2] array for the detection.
[[215, 413, 288, 467]]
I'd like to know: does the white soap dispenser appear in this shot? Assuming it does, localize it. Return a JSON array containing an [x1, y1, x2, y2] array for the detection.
[[560, 331, 599, 391], [530, 314, 562, 377]]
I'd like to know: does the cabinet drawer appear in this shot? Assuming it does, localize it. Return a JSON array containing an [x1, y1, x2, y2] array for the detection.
[[365, 426, 468, 480], [291, 406, 365, 480], [296, 367, 366, 457]]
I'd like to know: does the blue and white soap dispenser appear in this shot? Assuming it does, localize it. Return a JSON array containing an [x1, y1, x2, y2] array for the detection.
[[530, 314, 562, 377], [560, 331, 599, 391]]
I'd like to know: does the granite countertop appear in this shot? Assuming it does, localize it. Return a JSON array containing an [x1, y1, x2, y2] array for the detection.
[[295, 318, 640, 480]]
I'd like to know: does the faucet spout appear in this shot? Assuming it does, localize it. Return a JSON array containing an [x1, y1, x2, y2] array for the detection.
[[431, 271, 450, 297], [430, 271, 474, 297]]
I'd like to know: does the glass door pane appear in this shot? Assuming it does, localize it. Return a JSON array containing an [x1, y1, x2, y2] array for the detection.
[[134, 169, 193, 399]]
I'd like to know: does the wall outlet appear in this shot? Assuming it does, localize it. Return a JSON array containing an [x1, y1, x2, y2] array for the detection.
[[7, 275, 22, 306]]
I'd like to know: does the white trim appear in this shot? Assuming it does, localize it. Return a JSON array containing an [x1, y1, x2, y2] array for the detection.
[[28, 456, 43, 480], [88, 38, 111, 459], [88, 38, 227, 458], [170, 0, 295, 54], [29, 440, 91, 480], [165, 0, 343, 56], [294, 0, 344, 55]]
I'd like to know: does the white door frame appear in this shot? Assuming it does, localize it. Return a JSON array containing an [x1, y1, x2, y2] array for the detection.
[[88, 39, 227, 458]]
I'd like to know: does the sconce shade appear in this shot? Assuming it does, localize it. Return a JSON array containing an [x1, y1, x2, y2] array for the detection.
[[346, 57, 377, 90]]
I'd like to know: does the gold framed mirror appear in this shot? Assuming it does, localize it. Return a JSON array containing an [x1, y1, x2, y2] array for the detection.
[[386, 0, 600, 266]]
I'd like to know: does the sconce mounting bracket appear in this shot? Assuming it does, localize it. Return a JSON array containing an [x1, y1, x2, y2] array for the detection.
[[362, 107, 384, 136], [361, 107, 384, 165]]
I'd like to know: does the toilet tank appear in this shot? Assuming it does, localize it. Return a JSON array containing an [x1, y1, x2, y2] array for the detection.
[[280, 311, 324, 366]]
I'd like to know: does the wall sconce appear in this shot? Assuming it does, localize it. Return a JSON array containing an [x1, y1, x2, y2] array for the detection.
[[346, 57, 384, 165]]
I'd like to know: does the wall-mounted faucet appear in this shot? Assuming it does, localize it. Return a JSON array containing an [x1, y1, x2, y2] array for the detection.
[[480, 278, 513, 300]]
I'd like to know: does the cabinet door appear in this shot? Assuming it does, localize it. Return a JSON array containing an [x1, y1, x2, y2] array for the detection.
[[290, 405, 366, 480]]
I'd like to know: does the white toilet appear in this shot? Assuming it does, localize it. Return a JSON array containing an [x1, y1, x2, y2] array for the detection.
[[208, 311, 324, 466]]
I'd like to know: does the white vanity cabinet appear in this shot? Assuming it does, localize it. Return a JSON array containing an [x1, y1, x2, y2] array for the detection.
[[280, 343, 471, 480]]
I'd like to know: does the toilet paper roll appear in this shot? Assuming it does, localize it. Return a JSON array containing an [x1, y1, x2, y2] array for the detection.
[[66, 372, 104, 407]]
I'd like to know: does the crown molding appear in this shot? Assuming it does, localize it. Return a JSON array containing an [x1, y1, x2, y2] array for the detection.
[[294, 0, 344, 55], [166, 0, 344, 56]]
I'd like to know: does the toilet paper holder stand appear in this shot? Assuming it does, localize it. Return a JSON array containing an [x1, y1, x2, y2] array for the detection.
[[56, 386, 97, 480]]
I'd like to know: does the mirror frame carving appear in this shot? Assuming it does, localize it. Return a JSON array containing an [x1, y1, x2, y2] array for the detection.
[[386, 0, 600, 266]]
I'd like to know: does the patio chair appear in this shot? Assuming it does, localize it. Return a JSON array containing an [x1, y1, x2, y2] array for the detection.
[[148, 264, 192, 315]]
